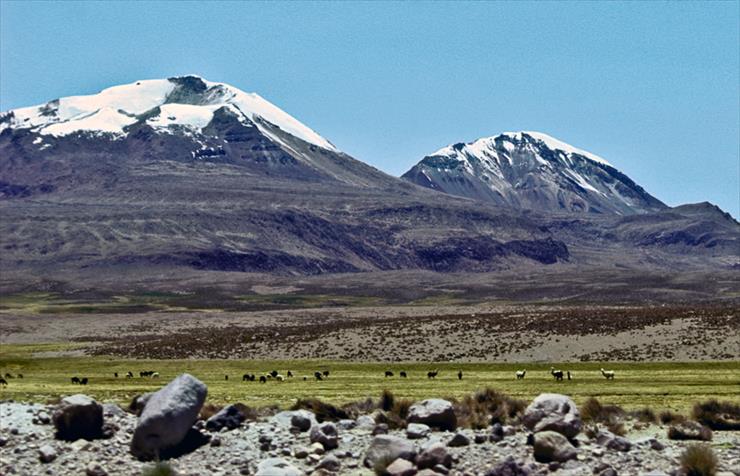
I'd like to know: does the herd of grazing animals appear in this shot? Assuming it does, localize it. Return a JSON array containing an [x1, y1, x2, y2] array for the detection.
[[0, 367, 618, 390]]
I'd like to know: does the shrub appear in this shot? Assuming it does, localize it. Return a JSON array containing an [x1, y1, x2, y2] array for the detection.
[[198, 403, 222, 421], [659, 410, 685, 425], [680, 444, 718, 476], [454, 388, 526, 429], [380, 389, 395, 411], [291, 398, 348, 422], [142, 462, 177, 476], [692, 399, 740, 431], [629, 407, 657, 423], [581, 397, 625, 423]]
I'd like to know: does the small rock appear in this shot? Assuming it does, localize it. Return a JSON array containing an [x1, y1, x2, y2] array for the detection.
[[416, 442, 452, 469], [210, 435, 222, 447], [447, 432, 470, 447], [406, 423, 431, 440], [255, 457, 302, 476], [490, 422, 505, 442], [484, 456, 532, 476], [310, 442, 325, 455], [356, 415, 375, 429], [271, 410, 316, 431], [336, 419, 356, 430], [407, 399, 457, 431], [364, 435, 417, 473], [317, 454, 341, 472], [294, 446, 309, 458], [85, 462, 108, 476], [386, 457, 417, 476], [38, 444, 57, 463], [595, 429, 631, 452], [372, 423, 389, 435], [206, 404, 246, 431], [532, 430, 578, 463], [310, 422, 339, 450]]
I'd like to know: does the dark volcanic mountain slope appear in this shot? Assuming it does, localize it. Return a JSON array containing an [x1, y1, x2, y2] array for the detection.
[[402, 131, 666, 215], [0, 76, 571, 276], [0, 77, 737, 281]]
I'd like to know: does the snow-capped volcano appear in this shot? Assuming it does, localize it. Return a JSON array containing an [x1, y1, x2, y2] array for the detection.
[[402, 131, 666, 215], [0, 75, 337, 151]]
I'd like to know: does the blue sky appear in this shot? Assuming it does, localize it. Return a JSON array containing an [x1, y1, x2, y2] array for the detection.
[[1, 1, 738, 216]]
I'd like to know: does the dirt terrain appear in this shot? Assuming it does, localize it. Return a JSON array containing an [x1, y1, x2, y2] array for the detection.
[[1, 303, 737, 362]]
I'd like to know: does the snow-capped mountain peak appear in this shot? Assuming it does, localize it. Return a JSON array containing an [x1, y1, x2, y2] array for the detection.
[[403, 131, 665, 215], [0, 75, 337, 152]]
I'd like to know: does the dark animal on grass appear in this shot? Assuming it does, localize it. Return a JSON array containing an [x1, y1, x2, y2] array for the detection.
[[303, 376, 307, 381], [114, 372, 118, 378], [458, 370, 463, 380], [385, 371, 394, 378], [287, 371, 293, 378], [0, 377, 7, 387], [126, 371, 133, 378], [427, 370, 439, 379], [270, 370, 279, 378], [314, 372, 323, 381], [80, 378, 88, 385], [400, 371, 407, 378], [224, 375, 228, 381], [4, 373, 12, 379], [242, 374, 255, 382], [516, 370, 526, 380], [567, 371, 572, 381], [71, 377, 80, 384], [17, 374, 23, 379], [550, 367, 564, 381], [322, 370, 330, 377], [259, 375, 267, 383]]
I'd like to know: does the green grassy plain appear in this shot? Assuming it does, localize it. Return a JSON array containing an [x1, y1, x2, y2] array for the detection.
[[1, 344, 737, 412]]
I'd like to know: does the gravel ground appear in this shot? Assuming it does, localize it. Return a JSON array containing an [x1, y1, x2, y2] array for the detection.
[[1, 400, 738, 476]]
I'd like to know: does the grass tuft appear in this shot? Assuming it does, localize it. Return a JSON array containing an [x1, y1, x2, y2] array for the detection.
[[680, 444, 718, 476], [628, 407, 657, 423], [659, 410, 686, 425], [142, 462, 177, 476], [291, 398, 348, 422], [454, 387, 526, 429], [692, 399, 740, 431]]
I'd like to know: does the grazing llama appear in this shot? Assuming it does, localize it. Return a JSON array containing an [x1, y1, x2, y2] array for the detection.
[[600, 368, 615, 380], [516, 370, 526, 380]]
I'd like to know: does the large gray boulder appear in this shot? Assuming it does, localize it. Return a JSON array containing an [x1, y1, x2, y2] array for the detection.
[[52, 394, 104, 441], [255, 458, 302, 476], [522, 393, 581, 438], [364, 434, 417, 472], [407, 399, 457, 431], [532, 431, 577, 463], [130, 374, 207, 460]]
